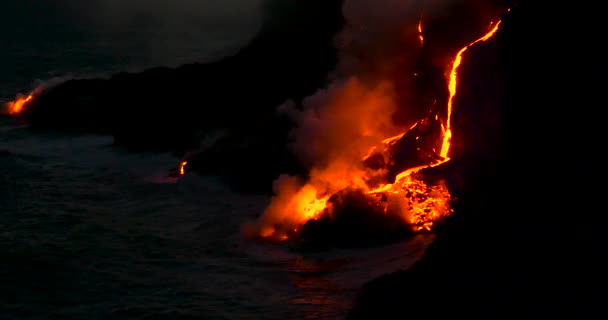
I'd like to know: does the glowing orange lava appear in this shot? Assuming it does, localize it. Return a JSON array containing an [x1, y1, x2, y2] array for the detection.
[[418, 19, 424, 46], [363, 20, 503, 230], [289, 185, 330, 222], [441, 21, 502, 159], [257, 20, 504, 241], [179, 161, 188, 176], [363, 130, 407, 161], [382, 131, 407, 145], [3, 94, 33, 115]]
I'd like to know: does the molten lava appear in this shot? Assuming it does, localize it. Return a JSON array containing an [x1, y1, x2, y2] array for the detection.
[[417, 19, 424, 46], [179, 161, 188, 176], [256, 19, 504, 241], [441, 21, 502, 159], [362, 20, 503, 232], [3, 94, 33, 115]]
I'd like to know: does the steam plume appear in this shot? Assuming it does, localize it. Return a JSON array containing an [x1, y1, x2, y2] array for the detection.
[[250, 0, 505, 240]]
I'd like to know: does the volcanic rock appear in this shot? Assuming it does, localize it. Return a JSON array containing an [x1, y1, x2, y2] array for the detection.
[[293, 189, 413, 251], [22, 0, 346, 155], [348, 1, 607, 318], [385, 114, 446, 181]]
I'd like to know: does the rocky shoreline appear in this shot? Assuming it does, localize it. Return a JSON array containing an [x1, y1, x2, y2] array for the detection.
[[18, 0, 344, 155], [6, 0, 606, 317]]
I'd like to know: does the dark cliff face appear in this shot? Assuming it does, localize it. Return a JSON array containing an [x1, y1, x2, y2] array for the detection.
[[348, 2, 607, 319], [23, 0, 345, 155]]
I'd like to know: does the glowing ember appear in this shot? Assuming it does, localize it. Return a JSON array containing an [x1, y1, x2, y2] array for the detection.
[[3, 94, 33, 115], [383, 174, 451, 231]]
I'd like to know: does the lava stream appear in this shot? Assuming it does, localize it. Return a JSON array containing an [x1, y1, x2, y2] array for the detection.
[[417, 18, 424, 46], [364, 20, 503, 230], [256, 18, 504, 241], [180, 161, 188, 176], [441, 21, 502, 159], [3, 94, 33, 115]]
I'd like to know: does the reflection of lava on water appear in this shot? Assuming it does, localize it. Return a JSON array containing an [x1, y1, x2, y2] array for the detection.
[[249, 8, 506, 244]]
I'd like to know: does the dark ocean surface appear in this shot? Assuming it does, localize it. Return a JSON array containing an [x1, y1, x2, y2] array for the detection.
[[0, 0, 261, 103], [1, 1, 433, 319]]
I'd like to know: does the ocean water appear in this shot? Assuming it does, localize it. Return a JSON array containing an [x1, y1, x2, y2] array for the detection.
[[0, 0, 262, 102], [1, 2, 433, 319]]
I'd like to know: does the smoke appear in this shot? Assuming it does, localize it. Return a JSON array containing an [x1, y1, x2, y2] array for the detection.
[[84, 0, 262, 25], [333, 0, 423, 80], [280, 0, 432, 170], [30, 77, 73, 95], [67, 0, 264, 66], [280, 78, 399, 169], [250, 0, 507, 240], [249, 0, 422, 239], [1, 77, 71, 115]]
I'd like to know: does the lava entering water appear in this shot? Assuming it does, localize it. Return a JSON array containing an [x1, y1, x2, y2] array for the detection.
[[253, 20, 504, 242], [179, 161, 188, 176], [2, 94, 33, 115]]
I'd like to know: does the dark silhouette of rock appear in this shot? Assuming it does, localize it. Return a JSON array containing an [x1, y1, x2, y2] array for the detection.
[[293, 189, 414, 251], [348, 1, 607, 318], [22, 0, 346, 155], [181, 113, 306, 194]]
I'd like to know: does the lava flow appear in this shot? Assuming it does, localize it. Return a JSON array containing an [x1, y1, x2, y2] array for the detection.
[[179, 161, 188, 176], [417, 18, 424, 47], [2, 94, 33, 115], [253, 18, 504, 242], [441, 20, 502, 160]]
